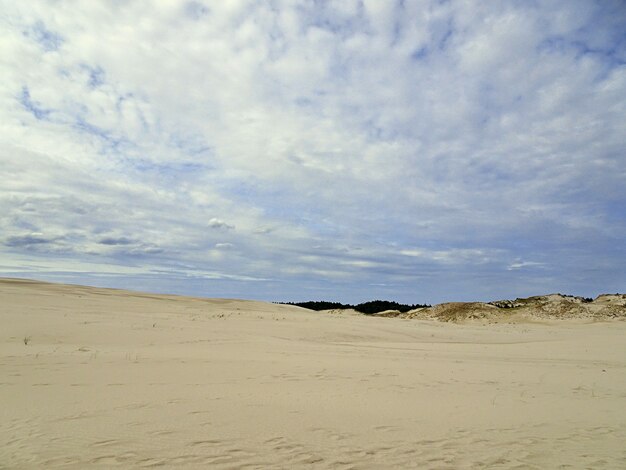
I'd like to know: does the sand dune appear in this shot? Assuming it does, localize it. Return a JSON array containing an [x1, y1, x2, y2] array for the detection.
[[2, 278, 626, 468], [374, 294, 626, 322]]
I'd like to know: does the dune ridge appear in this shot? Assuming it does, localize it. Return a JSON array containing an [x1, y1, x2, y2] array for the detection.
[[380, 293, 626, 323], [2, 277, 626, 468]]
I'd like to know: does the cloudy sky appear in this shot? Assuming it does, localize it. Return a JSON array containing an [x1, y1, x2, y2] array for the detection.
[[1, 1, 625, 304]]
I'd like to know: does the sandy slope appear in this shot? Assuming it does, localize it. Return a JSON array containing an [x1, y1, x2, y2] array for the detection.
[[1, 278, 625, 469]]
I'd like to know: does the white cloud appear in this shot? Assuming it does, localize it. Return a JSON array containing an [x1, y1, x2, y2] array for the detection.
[[215, 243, 234, 249], [508, 261, 546, 271]]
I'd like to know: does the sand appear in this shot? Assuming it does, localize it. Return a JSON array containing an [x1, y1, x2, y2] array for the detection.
[[2, 278, 625, 469]]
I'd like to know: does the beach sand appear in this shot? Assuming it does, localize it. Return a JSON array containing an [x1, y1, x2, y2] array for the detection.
[[2, 278, 625, 468]]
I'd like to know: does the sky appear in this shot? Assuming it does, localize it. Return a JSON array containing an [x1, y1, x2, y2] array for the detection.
[[1, 1, 625, 304]]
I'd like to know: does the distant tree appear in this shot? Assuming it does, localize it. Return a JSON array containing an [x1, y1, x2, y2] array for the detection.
[[354, 300, 429, 314], [277, 301, 351, 311], [278, 300, 430, 314]]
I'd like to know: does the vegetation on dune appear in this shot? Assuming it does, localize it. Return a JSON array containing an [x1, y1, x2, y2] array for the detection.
[[278, 300, 430, 314], [352, 300, 431, 314]]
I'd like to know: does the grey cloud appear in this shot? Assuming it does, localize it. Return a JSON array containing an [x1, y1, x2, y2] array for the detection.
[[4, 234, 53, 247], [98, 237, 135, 246], [184, 1, 210, 20], [121, 245, 165, 256], [208, 218, 234, 230]]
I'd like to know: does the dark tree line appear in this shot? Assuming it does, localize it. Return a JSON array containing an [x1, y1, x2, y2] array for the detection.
[[277, 300, 430, 314]]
